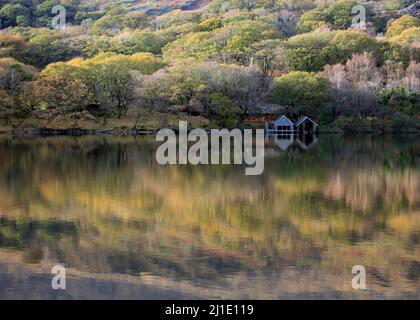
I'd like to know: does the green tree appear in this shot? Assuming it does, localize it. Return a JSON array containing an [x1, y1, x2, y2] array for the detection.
[[324, 0, 357, 30], [384, 0, 414, 10], [88, 53, 164, 117], [199, 18, 223, 32], [28, 30, 77, 67], [298, 9, 327, 33], [223, 18, 284, 64], [155, 9, 201, 29], [74, 10, 104, 23], [331, 30, 382, 64], [386, 15, 420, 38], [206, 92, 242, 127], [82, 37, 112, 57], [35, 0, 58, 27], [380, 87, 419, 117], [271, 71, 331, 116], [390, 27, 420, 45], [166, 61, 199, 107], [285, 31, 336, 72], [0, 57, 36, 121], [15, 14, 30, 27], [0, 32, 28, 63], [110, 31, 166, 55], [163, 32, 220, 61], [95, 61, 133, 118], [251, 39, 287, 75], [123, 11, 150, 30], [298, 0, 357, 32], [91, 7, 128, 35], [0, 3, 30, 27], [34, 62, 93, 111], [381, 41, 420, 68]]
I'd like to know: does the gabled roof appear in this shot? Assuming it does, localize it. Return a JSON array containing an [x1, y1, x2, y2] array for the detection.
[[274, 115, 294, 126], [295, 116, 318, 127]]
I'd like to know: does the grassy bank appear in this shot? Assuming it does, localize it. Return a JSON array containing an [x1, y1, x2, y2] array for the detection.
[[0, 111, 210, 134]]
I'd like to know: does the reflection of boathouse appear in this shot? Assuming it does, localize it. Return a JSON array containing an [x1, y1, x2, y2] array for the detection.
[[266, 133, 318, 151], [274, 133, 295, 151], [295, 133, 318, 150]]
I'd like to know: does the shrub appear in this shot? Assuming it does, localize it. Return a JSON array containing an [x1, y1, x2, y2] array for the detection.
[[331, 30, 382, 64], [380, 87, 419, 116], [285, 31, 336, 72], [206, 92, 242, 127], [386, 15, 420, 38], [199, 18, 222, 32]]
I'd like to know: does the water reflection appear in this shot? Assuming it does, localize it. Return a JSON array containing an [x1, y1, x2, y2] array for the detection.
[[0, 135, 418, 299], [266, 133, 318, 151]]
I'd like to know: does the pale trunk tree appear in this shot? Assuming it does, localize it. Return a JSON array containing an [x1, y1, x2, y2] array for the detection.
[[403, 62, 420, 93]]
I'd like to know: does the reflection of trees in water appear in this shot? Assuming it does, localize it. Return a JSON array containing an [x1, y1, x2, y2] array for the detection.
[[320, 136, 420, 211], [0, 135, 418, 292], [0, 217, 79, 263]]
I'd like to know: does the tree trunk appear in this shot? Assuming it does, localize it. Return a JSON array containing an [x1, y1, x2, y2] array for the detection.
[[133, 112, 141, 130]]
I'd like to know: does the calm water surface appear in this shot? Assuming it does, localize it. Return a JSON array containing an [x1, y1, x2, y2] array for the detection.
[[0, 134, 418, 299]]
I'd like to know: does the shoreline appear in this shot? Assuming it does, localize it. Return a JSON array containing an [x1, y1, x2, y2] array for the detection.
[[0, 128, 158, 136], [0, 127, 419, 137], [1, 112, 419, 136]]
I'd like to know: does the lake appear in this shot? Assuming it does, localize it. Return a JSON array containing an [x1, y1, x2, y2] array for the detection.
[[0, 134, 418, 299]]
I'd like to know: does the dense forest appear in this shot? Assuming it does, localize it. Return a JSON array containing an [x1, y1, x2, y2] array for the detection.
[[0, 0, 419, 133]]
